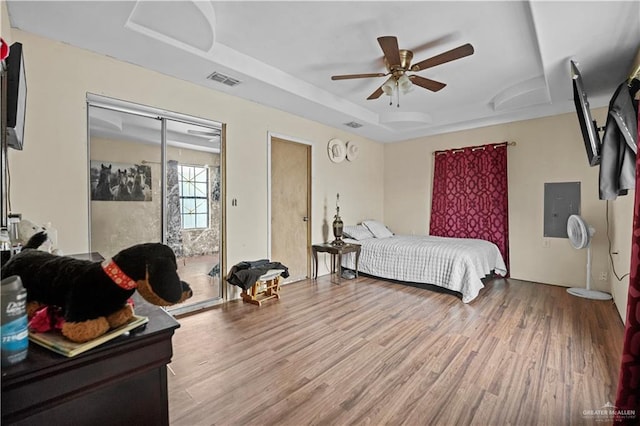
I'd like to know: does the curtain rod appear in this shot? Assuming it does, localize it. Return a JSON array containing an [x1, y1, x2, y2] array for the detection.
[[433, 141, 516, 155]]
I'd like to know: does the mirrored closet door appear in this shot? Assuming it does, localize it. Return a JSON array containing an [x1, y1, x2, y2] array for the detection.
[[87, 95, 224, 315]]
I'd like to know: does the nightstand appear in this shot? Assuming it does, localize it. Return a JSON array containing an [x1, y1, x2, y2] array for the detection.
[[311, 243, 361, 283]]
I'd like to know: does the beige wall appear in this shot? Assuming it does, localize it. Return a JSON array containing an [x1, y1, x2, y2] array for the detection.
[[384, 107, 629, 297], [608, 193, 633, 322], [2, 26, 384, 279]]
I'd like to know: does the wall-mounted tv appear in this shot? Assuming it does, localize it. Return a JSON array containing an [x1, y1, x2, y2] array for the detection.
[[5, 42, 26, 150], [570, 60, 601, 167]]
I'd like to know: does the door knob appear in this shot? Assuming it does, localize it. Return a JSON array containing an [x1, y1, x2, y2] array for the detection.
[[303, 217, 309, 222]]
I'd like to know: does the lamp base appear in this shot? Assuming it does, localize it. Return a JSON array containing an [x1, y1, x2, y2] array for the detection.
[[332, 212, 344, 247], [567, 288, 612, 300]]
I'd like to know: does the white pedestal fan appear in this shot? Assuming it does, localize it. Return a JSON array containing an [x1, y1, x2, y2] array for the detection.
[[566, 214, 612, 300]]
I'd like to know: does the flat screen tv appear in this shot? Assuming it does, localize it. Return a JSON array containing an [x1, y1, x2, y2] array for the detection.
[[570, 60, 601, 166], [5, 42, 26, 150]]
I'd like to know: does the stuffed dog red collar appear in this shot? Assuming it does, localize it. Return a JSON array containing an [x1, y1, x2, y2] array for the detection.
[[101, 258, 137, 290]]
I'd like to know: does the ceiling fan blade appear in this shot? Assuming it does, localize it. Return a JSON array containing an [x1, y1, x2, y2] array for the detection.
[[411, 43, 474, 71], [378, 36, 402, 68], [409, 75, 447, 92], [367, 86, 384, 100], [331, 73, 387, 80]]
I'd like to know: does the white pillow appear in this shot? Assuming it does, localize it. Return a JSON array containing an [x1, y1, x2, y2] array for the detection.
[[343, 225, 375, 241], [362, 220, 393, 238]]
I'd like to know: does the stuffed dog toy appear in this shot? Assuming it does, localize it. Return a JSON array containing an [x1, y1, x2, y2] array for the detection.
[[1, 232, 192, 343]]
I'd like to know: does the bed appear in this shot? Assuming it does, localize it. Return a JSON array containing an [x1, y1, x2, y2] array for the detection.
[[341, 222, 507, 303]]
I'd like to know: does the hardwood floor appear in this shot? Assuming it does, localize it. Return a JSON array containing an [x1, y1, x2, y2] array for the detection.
[[167, 275, 624, 425]]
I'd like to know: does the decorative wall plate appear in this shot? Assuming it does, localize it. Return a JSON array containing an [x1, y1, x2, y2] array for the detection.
[[346, 141, 360, 161], [328, 138, 346, 163]]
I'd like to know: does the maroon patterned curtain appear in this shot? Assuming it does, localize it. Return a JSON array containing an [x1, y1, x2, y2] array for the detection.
[[429, 142, 510, 270], [614, 107, 640, 424]]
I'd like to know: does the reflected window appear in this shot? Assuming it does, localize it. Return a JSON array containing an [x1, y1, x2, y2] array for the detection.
[[178, 164, 209, 229]]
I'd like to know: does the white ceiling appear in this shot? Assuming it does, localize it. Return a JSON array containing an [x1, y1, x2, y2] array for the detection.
[[6, 1, 640, 143]]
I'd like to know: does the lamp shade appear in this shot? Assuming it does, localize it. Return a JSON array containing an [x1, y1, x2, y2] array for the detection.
[[398, 74, 413, 94], [381, 78, 395, 96]]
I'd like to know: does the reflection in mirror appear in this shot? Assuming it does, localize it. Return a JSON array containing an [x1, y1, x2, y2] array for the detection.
[[165, 119, 222, 314], [89, 108, 163, 255], [88, 104, 223, 314]]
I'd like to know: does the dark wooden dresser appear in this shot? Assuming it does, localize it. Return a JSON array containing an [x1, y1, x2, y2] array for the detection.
[[1, 295, 180, 425]]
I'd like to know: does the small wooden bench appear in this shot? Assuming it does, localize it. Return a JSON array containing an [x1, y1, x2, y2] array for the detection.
[[240, 269, 284, 306]]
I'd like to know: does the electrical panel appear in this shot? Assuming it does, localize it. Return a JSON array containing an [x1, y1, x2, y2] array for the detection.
[[543, 182, 581, 238]]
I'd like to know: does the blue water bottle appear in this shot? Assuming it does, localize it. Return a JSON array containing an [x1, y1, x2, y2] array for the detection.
[[1, 275, 29, 367]]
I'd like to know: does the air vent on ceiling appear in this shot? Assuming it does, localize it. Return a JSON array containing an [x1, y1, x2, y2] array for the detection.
[[344, 121, 363, 129], [206, 71, 241, 87]]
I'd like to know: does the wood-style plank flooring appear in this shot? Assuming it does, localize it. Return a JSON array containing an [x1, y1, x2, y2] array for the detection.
[[167, 275, 624, 425]]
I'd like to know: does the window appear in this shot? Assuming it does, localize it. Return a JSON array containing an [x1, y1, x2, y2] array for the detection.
[[178, 165, 209, 229]]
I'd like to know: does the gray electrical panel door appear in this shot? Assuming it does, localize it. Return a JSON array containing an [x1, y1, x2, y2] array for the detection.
[[544, 182, 580, 238]]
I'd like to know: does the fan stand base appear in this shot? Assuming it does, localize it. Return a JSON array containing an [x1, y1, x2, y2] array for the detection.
[[567, 288, 613, 300]]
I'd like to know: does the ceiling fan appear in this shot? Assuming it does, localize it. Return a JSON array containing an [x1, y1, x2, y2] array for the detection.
[[331, 36, 474, 104]]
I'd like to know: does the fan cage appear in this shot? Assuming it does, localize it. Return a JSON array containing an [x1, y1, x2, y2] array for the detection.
[[567, 214, 589, 249]]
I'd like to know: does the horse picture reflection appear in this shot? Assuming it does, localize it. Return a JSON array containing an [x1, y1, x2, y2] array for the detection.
[[90, 161, 152, 201]]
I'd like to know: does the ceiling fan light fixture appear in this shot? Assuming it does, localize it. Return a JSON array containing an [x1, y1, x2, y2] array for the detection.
[[382, 78, 396, 96], [398, 74, 413, 94], [331, 36, 474, 102]]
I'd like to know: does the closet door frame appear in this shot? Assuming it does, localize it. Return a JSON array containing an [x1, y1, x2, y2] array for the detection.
[[86, 94, 228, 307]]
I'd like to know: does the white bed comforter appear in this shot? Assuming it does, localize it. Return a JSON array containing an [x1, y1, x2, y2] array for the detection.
[[342, 235, 507, 303]]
